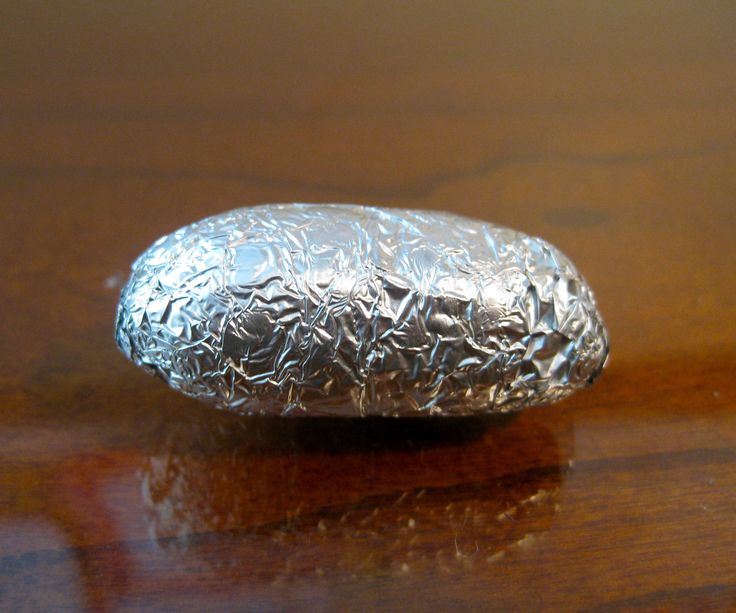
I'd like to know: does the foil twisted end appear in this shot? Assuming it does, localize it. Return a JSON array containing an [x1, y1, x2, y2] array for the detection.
[[116, 204, 608, 416]]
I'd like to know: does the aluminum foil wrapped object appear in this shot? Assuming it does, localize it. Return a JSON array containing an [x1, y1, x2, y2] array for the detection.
[[116, 204, 608, 416]]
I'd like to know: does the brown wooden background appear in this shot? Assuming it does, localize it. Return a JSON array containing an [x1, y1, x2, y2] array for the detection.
[[2, 2, 736, 611]]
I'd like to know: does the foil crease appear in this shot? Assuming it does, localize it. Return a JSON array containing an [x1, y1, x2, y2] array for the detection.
[[115, 204, 608, 416]]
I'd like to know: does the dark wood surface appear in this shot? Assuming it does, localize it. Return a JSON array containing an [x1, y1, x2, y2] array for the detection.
[[2, 2, 736, 611]]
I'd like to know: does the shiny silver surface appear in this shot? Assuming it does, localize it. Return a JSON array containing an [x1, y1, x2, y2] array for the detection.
[[115, 204, 608, 416]]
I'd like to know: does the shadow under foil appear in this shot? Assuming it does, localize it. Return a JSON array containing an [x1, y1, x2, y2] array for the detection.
[[150, 410, 518, 456], [138, 405, 573, 582]]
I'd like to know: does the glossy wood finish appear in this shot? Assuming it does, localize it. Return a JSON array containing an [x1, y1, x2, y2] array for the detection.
[[2, 2, 736, 611]]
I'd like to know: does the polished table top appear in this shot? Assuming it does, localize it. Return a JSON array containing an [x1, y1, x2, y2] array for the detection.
[[2, 2, 736, 611]]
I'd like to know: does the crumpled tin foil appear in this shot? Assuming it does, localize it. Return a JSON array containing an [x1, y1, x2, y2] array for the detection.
[[116, 204, 608, 416]]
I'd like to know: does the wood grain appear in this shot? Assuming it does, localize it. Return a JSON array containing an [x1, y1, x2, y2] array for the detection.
[[1, 2, 735, 611]]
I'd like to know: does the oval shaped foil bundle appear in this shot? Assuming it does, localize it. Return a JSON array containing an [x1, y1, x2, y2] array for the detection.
[[116, 204, 608, 416]]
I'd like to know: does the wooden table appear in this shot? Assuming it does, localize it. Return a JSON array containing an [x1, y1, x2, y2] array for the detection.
[[2, 3, 735, 611]]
